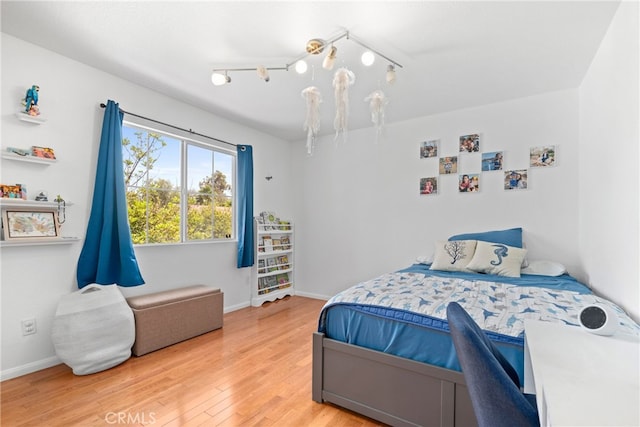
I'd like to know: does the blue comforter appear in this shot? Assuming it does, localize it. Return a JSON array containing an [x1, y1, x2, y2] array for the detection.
[[319, 264, 639, 381]]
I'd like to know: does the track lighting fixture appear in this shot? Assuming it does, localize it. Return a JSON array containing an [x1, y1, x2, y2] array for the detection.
[[295, 60, 308, 74], [211, 70, 231, 86], [361, 51, 375, 66], [257, 65, 270, 82], [210, 30, 402, 86], [322, 45, 337, 70], [386, 64, 396, 84]]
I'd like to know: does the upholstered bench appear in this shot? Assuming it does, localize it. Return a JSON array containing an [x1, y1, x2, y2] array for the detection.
[[126, 285, 223, 356]]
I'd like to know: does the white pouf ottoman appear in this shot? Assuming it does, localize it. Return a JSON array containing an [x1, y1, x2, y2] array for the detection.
[[51, 284, 135, 375]]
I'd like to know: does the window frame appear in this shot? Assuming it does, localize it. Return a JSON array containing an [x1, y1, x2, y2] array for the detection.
[[122, 119, 237, 246]]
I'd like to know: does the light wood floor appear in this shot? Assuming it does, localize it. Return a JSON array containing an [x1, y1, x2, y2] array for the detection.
[[1, 296, 384, 427]]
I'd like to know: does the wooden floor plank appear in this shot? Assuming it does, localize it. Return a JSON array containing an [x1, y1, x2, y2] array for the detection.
[[1, 296, 385, 426]]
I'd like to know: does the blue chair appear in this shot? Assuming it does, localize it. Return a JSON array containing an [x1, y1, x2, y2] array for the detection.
[[446, 302, 539, 427]]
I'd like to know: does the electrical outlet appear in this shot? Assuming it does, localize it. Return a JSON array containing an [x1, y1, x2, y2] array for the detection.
[[21, 318, 37, 336]]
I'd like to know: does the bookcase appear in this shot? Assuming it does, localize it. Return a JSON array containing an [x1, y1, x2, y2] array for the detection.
[[252, 217, 294, 307]]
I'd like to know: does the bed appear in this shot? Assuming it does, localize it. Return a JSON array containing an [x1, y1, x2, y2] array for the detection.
[[312, 229, 640, 427]]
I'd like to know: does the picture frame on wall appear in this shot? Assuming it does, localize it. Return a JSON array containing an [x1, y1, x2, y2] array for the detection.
[[504, 170, 528, 190], [420, 139, 439, 158], [2, 209, 61, 241], [458, 173, 480, 193], [420, 177, 438, 195], [530, 145, 556, 167], [459, 134, 481, 153], [439, 156, 458, 174], [482, 151, 504, 171]]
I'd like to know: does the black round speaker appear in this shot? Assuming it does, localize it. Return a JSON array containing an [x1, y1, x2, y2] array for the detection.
[[579, 304, 618, 336]]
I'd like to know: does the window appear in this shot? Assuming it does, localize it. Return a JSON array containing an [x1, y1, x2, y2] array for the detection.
[[122, 123, 235, 245]]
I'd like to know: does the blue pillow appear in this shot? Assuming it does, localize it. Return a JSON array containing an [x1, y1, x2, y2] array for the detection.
[[448, 227, 523, 248]]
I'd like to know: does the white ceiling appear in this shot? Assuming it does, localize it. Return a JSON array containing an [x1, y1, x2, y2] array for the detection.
[[1, 1, 620, 142]]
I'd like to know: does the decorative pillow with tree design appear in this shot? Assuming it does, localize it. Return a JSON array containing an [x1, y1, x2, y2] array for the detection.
[[430, 240, 478, 272]]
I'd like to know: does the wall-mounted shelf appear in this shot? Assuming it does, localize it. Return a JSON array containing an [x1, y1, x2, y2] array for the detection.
[[0, 237, 80, 248], [2, 152, 57, 165], [0, 199, 73, 208], [15, 112, 47, 124]]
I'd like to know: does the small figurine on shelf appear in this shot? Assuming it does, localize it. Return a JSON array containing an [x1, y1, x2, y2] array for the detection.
[[17, 184, 27, 200], [22, 85, 40, 115], [55, 195, 66, 224], [35, 191, 48, 202]]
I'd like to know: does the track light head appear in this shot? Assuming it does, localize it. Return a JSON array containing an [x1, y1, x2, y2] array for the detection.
[[322, 45, 337, 70], [257, 65, 270, 82], [211, 71, 231, 86], [295, 60, 308, 74], [386, 64, 396, 84], [361, 51, 375, 66]]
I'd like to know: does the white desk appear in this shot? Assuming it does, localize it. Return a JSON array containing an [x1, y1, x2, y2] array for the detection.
[[524, 320, 640, 427]]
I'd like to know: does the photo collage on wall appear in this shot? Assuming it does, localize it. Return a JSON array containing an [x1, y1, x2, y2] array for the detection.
[[419, 134, 556, 195]]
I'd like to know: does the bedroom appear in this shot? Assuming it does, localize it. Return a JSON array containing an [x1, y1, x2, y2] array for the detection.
[[1, 0, 638, 425]]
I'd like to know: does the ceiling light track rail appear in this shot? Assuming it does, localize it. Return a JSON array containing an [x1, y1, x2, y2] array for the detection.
[[211, 30, 402, 85]]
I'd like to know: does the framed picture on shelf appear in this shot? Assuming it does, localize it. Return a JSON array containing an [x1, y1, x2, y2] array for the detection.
[[2, 209, 61, 241], [31, 146, 56, 159]]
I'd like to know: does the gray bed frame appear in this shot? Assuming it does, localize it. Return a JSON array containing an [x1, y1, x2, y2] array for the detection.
[[312, 332, 478, 427]]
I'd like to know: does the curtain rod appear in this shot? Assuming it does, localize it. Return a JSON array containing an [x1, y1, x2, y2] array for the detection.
[[99, 103, 238, 148]]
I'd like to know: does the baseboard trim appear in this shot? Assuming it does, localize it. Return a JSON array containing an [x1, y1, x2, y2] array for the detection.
[[294, 290, 330, 301], [1, 355, 62, 382]]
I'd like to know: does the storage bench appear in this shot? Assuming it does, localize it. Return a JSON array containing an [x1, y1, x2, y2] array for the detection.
[[126, 285, 223, 356]]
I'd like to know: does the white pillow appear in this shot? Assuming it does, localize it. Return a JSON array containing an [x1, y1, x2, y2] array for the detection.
[[466, 241, 527, 277], [521, 260, 566, 277], [430, 240, 477, 272]]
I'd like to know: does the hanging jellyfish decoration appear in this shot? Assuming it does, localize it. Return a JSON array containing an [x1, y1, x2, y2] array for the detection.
[[332, 67, 356, 141], [301, 86, 322, 155], [364, 89, 388, 141]]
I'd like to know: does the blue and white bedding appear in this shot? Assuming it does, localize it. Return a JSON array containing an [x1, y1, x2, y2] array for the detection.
[[318, 264, 640, 382]]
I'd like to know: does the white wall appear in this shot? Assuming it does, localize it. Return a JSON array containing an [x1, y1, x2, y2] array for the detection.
[[0, 34, 293, 379], [578, 1, 639, 321], [293, 89, 581, 299]]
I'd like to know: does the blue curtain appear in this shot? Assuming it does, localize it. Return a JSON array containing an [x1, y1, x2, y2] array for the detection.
[[76, 100, 145, 288], [236, 144, 254, 268]]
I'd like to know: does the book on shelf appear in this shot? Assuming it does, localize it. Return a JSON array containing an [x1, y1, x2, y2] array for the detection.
[[280, 236, 291, 250], [264, 275, 278, 289], [276, 272, 290, 287], [260, 211, 279, 230], [272, 238, 282, 251], [258, 236, 265, 252], [262, 236, 273, 252], [267, 257, 279, 272], [277, 255, 289, 270], [278, 220, 291, 230], [257, 259, 266, 274]]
